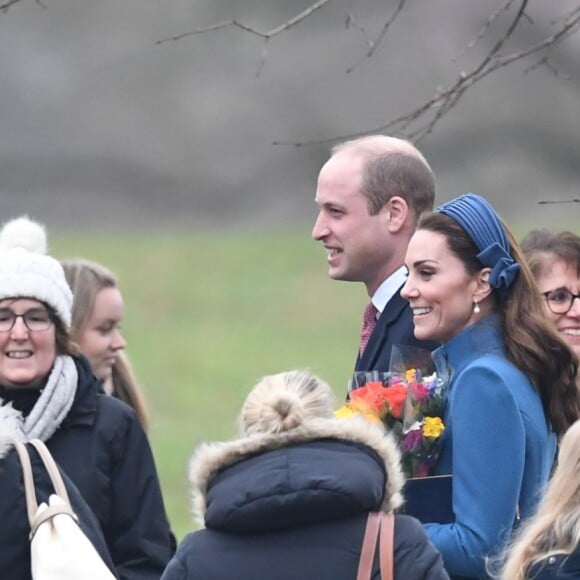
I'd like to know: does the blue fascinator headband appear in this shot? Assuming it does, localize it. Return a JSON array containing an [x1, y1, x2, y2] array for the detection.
[[436, 193, 520, 300]]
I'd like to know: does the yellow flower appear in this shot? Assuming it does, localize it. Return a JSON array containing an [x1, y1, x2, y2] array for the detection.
[[334, 405, 356, 419], [405, 368, 417, 383], [423, 416, 445, 438], [362, 413, 383, 425], [334, 405, 383, 425]]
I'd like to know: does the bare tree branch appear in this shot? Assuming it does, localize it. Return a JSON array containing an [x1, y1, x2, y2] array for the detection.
[[156, 0, 332, 77], [0, 0, 24, 10], [459, 0, 525, 57], [158, 0, 332, 43], [538, 198, 580, 204], [275, 0, 580, 146], [345, 0, 407, 74], [394, 4, 580, 142], [524, 56, 573, 79], [1, 0, 45, 10], [157, 0, 579, 144], [158, 0, 409, 76]]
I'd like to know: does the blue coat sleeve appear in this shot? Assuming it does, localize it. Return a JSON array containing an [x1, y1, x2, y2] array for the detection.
[[425, 359, 525, 577]]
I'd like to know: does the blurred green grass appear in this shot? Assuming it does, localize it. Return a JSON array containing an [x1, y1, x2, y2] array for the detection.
[[51, 231, 365, 540]]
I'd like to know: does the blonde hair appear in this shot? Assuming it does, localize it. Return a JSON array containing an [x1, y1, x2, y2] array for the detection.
[[61, 258, 149, 430], [61, 259, 118, 339], [240, 370, 335, 436], [499, 419, 580, 579], [111, 351, 150, 430]]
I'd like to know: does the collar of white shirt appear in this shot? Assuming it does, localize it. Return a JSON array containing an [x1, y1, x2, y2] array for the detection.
[[370, 266, 407, 316]]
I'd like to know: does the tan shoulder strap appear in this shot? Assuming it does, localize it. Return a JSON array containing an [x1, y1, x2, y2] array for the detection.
[[13, 439, 77, 538], [379, 512, 394, 580], [13, 440, 39, 526], [357, 512, 381, 580], [28, 439, 71, 505], [357, 511, 395, 580]]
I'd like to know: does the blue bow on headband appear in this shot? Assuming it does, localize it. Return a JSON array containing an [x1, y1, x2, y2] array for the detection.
[[436, 193, 520, 300]]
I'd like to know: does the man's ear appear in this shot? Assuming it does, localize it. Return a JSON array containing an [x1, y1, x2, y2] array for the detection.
[[381, 196, 409, 233], [474, 268, 493, 302]]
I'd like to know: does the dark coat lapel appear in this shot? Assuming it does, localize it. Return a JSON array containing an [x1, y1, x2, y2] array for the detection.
[[355, 288, 409, 371]]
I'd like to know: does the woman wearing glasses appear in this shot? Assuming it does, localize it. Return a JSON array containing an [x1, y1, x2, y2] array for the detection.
[[521, 229, 580, 361], [0, 216, 174, 579]]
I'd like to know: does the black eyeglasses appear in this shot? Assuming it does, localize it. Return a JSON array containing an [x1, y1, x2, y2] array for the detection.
[[0, 308, 53, 332], [541, 289, 580, 315]]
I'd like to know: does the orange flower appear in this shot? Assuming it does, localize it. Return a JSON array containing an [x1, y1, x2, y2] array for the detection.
[[350, 381, 391, 416], [382, 383, 408, 418], [349, 381, 408, 419]]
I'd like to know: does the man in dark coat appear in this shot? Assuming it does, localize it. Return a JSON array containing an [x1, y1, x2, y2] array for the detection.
[[312, 135, 439, 387], [162, 370, 449, 580]]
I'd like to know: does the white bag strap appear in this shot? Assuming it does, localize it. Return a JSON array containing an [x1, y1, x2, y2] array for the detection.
[[13, 439, 78, 539]]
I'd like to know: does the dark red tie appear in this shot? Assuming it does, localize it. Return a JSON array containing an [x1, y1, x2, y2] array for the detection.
[[359, 302, 378, 355]]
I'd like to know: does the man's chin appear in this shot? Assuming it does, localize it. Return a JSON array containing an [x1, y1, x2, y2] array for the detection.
[[329, 269, 359, 283]]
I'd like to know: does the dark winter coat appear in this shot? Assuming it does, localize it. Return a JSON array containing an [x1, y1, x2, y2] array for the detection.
[[1, 355, 175, 580], [0, 436, 117, 579], [527, 550, 580, 579], [162, 416, 449, 580]]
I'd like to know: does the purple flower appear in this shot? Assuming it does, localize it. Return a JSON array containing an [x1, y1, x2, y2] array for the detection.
[[402, 428, 423, 452]]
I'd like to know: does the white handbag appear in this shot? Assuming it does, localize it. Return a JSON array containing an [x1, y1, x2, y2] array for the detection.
[[13, 438, 116, 580]]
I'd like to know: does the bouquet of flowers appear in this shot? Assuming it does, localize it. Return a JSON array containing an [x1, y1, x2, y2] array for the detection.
[[337, 347, 447, 478], [399, 368, 446, 477], [336, 375, 408, 438]]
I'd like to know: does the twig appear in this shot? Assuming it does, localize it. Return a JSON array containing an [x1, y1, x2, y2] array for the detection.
[[538, 198, 580, 204], [459, 0, 521, 57], [345, 0, 407, 74], [1, 0, 45, 10], [158, 0, 332, 43], [0, 0, 23, 10], [524, 56, 572, 80], [156, 0, 332, 77]]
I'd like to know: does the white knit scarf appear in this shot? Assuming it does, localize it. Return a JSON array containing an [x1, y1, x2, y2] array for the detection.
[[8, 355, 78, 443], [0, 398, 24, 457]]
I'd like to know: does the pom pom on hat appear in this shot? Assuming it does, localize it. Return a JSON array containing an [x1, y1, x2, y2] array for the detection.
[[0, 216, 73, 327], [0, 215, 48, 254]]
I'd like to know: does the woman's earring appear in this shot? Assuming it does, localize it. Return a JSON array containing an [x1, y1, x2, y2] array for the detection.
[[473, 301, 481, 314]]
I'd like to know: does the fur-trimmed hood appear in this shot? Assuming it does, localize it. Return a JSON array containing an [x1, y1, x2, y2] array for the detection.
[[189, 414, 404, 529]]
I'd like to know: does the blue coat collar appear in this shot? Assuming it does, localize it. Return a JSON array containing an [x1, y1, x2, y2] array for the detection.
[[432, 314, 505, 383]]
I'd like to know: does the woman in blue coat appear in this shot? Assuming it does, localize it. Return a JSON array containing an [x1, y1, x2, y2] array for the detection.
[[400, 193, 580, 579], [0, 216, 174, 579], [500, 418, 580, 579], [162, 369, 449, 580]]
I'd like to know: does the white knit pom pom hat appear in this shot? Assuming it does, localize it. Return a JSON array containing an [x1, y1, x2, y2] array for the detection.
[[0, 216, 73, 327]]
